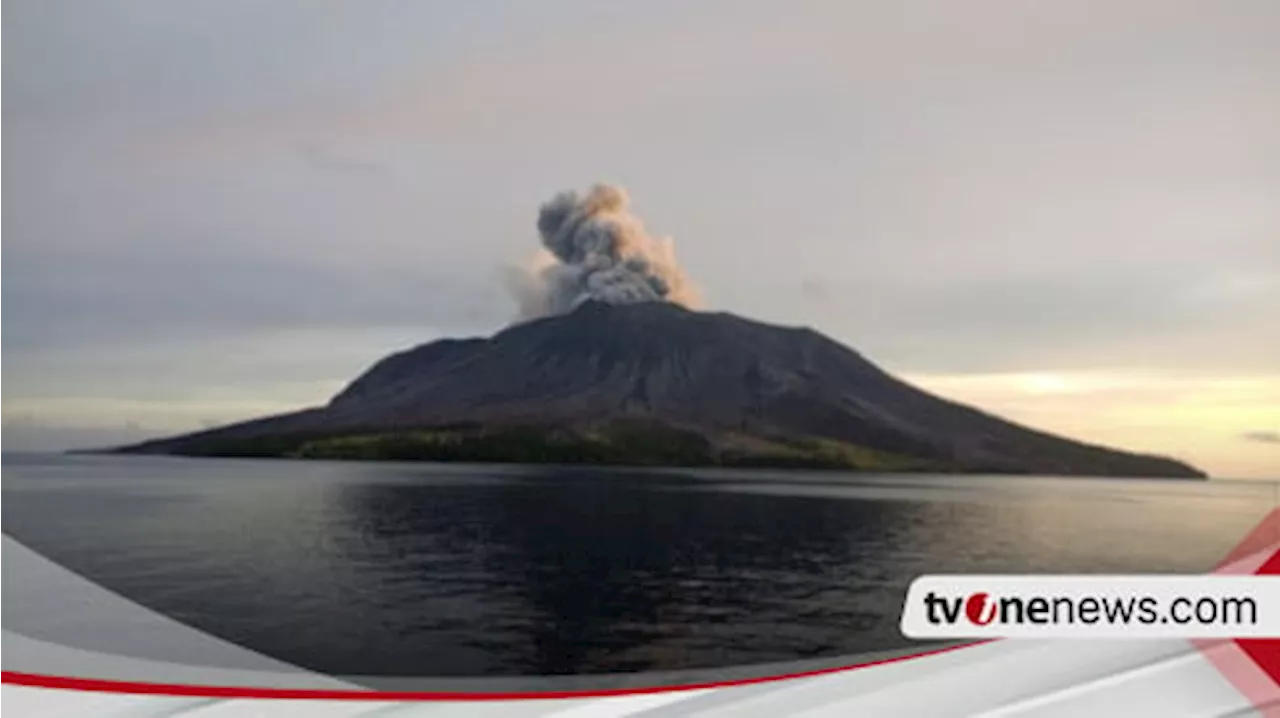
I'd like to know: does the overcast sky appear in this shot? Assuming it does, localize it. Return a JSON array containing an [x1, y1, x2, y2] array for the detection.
[[4, 0, 1278, 478]]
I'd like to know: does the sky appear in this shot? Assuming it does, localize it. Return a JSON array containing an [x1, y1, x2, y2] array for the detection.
[[4, 0, 1278, 479]]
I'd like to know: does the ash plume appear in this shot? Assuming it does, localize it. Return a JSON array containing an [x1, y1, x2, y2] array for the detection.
[[508, 184, 698, 319]]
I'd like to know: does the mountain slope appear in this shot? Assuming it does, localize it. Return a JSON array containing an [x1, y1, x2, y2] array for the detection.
[[115, 302, 1204, 478]]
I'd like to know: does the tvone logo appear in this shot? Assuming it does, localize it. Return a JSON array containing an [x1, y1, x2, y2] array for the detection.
[[964, 592, 997, 626], [922, 590, 1000, 626]]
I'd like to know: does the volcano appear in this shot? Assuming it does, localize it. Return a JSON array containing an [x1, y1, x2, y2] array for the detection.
[[115, 301, 1203, 478]]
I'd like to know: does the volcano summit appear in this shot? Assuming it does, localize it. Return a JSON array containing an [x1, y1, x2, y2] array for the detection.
[[117, 300, 1202, 478], [115, 184, 1202, 478]]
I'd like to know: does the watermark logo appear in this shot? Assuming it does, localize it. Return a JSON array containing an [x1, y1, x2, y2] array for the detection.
[[965, 592, 997, 626], [901, 575, 1280, 639]]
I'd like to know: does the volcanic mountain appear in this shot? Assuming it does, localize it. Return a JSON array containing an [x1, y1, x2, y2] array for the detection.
[[116, 301, 1204, 478]]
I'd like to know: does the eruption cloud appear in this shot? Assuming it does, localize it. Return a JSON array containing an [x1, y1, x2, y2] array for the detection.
[[509, 184, 698, 319]]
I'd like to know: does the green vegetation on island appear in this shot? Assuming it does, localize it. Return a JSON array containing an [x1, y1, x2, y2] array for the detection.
[[160, 420, 953, 472]]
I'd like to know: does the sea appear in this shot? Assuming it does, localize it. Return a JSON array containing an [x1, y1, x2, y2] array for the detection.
[[2, 452, 1274, 677]]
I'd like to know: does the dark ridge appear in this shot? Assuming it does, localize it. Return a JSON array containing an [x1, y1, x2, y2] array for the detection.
[[113, 301, 1205, 479]]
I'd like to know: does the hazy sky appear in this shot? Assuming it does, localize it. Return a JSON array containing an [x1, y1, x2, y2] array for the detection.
[[4, 0, 1278, 478]]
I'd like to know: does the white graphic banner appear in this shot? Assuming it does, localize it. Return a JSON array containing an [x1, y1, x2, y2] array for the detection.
[[901, 575, 1280, 639]]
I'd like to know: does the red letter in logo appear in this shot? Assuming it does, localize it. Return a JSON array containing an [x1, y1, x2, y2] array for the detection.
[[965, 592, 997, 626]]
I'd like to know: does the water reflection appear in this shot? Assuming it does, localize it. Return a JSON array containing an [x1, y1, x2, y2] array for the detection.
[[328, 474, 923, 674], [2, 455, 1271, 677]]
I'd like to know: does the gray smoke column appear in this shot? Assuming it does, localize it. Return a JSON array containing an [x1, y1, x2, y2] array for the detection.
[[508, 184, 699, 319]]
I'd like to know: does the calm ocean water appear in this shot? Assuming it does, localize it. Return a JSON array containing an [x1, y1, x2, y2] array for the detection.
[[2, 453, 1274, 677]]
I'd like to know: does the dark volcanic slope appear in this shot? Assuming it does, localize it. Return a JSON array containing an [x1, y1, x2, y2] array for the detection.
[[119, 302, 1203, 478]]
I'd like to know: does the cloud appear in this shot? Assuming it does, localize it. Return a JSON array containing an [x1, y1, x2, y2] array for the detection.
[[0, 421, 156, 453], [510, 184, 699, 319], [1241, 430, 1280, 444], [907, 371, 1280, 479], [295, 141, 395, 183]]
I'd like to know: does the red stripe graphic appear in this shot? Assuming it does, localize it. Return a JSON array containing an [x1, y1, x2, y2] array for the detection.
[[1195, 507, 1280, 715], [1, 642, 982, 701], [1215, 508, 1280, 571], [1236, 547, 1280, 687]]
